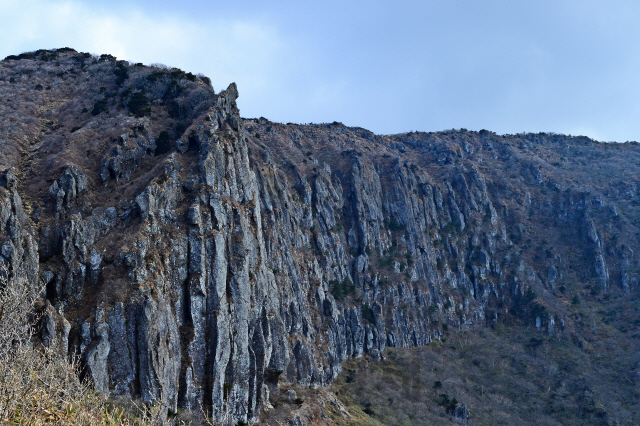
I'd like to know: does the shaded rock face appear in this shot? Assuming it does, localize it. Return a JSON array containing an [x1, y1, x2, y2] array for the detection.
[[100, 122, 157, 183], [1, 73, 639, 424], [0, 169, 39, 291]]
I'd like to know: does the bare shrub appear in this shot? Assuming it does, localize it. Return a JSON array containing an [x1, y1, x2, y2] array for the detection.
[[0, 265, 132, 424], [0, 262, 211, 425], [148, 63, 170, 70]]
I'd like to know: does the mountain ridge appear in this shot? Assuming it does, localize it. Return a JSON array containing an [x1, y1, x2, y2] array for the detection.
[[1, 48, 639, 425]]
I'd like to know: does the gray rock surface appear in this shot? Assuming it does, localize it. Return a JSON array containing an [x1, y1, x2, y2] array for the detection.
[[0, 79, 636, 425]]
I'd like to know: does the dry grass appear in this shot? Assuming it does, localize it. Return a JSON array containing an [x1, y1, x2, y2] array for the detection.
[[0, 264, 153, 425], [0, 258, 239, 425]]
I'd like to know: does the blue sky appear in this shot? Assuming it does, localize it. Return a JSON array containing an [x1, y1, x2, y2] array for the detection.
[[1, 0, 640, 141]]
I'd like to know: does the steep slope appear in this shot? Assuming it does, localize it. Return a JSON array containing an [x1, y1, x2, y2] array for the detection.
[[1, 49, 639, 425]]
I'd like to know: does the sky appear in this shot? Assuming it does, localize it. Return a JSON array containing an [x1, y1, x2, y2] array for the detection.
[[1, 0, 640, 142]]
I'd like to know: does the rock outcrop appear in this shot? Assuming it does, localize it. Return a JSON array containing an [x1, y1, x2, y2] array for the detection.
[[1, 50, 639, 424]]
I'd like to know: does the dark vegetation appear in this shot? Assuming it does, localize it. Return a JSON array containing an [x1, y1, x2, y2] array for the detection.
[[127, 91, 151, 117], [156, 130, 172, 155], [330, 278, 356, 301]]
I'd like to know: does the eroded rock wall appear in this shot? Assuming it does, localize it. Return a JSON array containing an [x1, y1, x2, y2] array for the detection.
[[1, 83, 636, 425]]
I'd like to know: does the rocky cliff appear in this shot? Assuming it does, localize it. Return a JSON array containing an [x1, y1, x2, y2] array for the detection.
[[1, 49, 640, 424]]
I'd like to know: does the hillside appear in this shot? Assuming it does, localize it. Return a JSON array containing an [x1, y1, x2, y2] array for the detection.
[[0, 48, 639, 425]]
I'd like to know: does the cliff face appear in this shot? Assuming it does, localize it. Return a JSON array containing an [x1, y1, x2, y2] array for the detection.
[[1, 49, 640, 424]]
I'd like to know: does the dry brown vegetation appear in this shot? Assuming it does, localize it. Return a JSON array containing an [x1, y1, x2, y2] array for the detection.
[[4, 49, 640, 425], [0, 264, 209, 425], [0, 48, 215, 206], [241, 121, 640, 425], [0, 263, 138, 425], [331, 318, 639, 426]]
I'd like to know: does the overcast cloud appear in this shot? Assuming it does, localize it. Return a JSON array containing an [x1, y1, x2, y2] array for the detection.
[[1, 0, 639, 141]]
